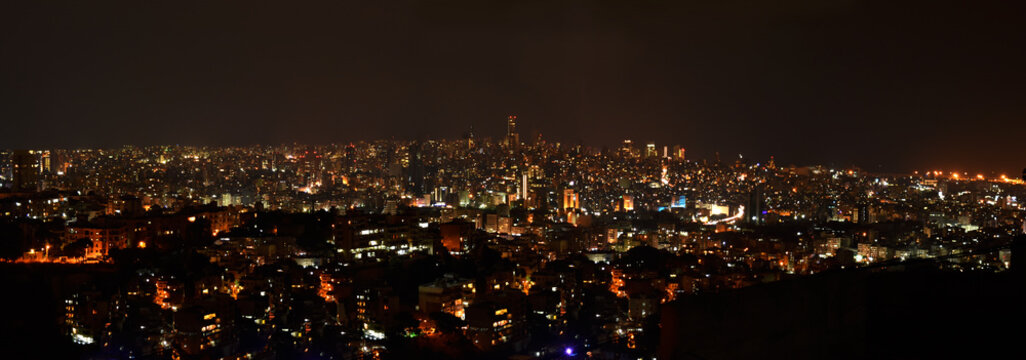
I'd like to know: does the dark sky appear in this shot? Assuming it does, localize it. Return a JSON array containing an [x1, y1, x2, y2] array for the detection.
[[2, 0, 1024, 173]]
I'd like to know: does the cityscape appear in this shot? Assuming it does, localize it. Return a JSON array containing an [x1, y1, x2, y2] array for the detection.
[[2, 118, 1025, 358], [3, 1, 1026, 359]]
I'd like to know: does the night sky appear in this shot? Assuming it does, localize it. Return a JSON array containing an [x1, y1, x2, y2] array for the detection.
[[2, 0, 1024, 173]]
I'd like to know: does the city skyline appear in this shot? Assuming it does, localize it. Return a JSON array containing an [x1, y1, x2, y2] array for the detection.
[[2, 132, 1023, 359], [4, 120, 1025, 177], [2, 2, 1024, 358], [4, 137, 1025, 178]]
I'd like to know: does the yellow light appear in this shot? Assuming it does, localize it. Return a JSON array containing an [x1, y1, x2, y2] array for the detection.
[[187, 216, 196, 223], [138, 241, 147, 249]]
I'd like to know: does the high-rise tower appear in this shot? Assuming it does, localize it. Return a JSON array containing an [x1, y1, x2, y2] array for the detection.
[[11, 150, 41, 192], [746, 185, 765, 224], [0, 150, 11, 185], [563, 188, 579, 211], [506, 115, 519, 149], [406, 142, 426, 196]]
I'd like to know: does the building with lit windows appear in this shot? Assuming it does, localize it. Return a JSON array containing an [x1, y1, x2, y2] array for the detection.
[[562, 189, 579, 211], [465, 299, 527, 350], [419, 277, 475, 319], [172, 298, 236, 357], [11, 150, 40, 192], [506, 115, 519, 148]]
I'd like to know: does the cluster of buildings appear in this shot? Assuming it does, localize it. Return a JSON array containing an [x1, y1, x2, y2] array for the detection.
[[2, 120, 1024, 359]]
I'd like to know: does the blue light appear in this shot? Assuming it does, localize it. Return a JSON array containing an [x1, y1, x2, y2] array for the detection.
[[565, 347, 574, 356]]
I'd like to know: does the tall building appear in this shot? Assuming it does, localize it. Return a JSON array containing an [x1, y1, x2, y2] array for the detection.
[[40, 151, 51, 174], [671, 145, 685, 160], [746, 185, 765, 224], [0, 150, 11, 185], [12, 150, 41, 192], [506, 115, 519, 149], [406, 142, 426, 195], [645, 142, 657, 157], [466, 124, 476, 149], [622, 195, 634, 212], [519, 173, 529, 204], [339, 143, 356, 176], [855, 204, 872, 224], [562, 188, 579, 211]]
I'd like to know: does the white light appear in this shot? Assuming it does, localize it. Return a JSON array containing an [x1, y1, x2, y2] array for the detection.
[[72, 333, 95, 345]]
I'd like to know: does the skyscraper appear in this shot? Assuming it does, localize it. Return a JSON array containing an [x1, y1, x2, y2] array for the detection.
[[645, 142, 657, 157], [406, 142, 426, 196], [519, 173, 529, 205], [746, 185, 765, 224], [344, 143, 357, 173], [563, 188, 579, 211], [0, 150, 11, 185], [40, 151, 51, 174], [856, 204, 872, 224], [672, 145, 686, 160], [506, 115, 519, 149], [11, 150, 41, 192], [620, 140, 636, 157], [621, 195, 634, 211]]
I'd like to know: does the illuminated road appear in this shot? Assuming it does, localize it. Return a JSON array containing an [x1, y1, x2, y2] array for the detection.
[[705, 205, 745, 225]]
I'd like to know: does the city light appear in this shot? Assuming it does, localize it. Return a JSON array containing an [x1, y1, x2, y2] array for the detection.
[[0, 29, 1021, 359]]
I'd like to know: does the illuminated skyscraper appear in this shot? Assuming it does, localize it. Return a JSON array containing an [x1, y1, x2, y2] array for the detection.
[[466, 124, 476, 149], [622, 195, 634, 211], [506, 115, 519, 149], [40, 151, 51, 174], [620, 140, 636, 157], [563, 188, 579, 211], [519, 173, 529, 204], [0, 150, 11, 185], [645, 142, 657, 157], [11, 150, 40, 192]]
